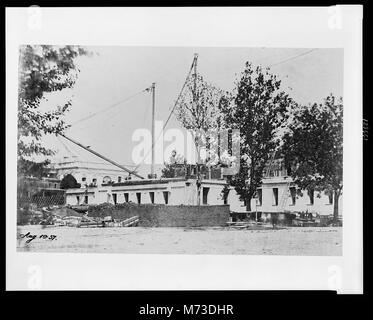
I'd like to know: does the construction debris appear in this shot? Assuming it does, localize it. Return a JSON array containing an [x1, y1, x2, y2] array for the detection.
[[78, 215, 139, 228], [17, 204, 140, 228], [226, 221, 267, 229]]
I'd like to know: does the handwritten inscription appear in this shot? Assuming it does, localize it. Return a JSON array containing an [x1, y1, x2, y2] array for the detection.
[[19, 232, 57, 244]]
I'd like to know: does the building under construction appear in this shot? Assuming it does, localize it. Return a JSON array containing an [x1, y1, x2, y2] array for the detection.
[[50, 53, 342, 221], [62, 159, 342, 219]]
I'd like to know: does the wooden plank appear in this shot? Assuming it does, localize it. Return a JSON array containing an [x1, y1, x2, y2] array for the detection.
[[121, 216, 139, 227]]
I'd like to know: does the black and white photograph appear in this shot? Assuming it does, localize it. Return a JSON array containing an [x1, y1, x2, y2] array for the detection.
[[15, 46, 344, 256], [6, 6, 363, 293]]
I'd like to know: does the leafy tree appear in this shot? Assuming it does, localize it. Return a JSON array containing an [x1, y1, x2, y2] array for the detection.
[[60, 174, 81, 189], [18, 45, 88, 175], [161, 150, 186, 178], [17, 158, 51, 178], [282, 94, 343, 221], [221, 62, 293, 211], [220, 183, 230, 204], [175, 73, 222, 134], [175, 73, 223, 204], [161, 163, 176, 178]]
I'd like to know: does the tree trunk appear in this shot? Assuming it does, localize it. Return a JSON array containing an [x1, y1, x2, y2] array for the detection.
[[195, 137, 201, 206], [197, 185, 201, 205], [333, 190, 340, 223], [246, 196, 252, 212], [196, 172, 201, 206]]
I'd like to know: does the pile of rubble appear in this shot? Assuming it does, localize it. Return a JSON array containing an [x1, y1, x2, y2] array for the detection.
[[17, 204, 139, 228]]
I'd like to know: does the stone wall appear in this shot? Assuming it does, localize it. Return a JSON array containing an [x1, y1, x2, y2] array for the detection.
[[87, 203, 230, 227]]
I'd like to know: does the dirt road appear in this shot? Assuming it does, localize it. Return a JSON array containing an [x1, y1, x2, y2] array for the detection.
[[17, 225, 342, 256]]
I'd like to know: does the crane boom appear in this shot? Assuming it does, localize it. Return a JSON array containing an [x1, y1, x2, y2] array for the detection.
[[58, 133, 144, 179]]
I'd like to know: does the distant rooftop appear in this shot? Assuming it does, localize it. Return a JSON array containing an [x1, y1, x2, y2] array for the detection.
[[104, 177, 187, 187]]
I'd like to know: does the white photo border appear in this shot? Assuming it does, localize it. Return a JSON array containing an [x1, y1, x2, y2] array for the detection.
[[6, 6, 363, 293]]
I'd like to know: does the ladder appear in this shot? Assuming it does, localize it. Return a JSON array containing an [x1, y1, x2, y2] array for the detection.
[[278, 179, 291, 212], [121, 216, 139, 227], [264, 151, 291, 212]]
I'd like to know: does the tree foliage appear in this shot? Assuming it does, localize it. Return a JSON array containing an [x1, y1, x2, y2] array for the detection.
[[220, 183, 230, 204], [161, 150, 186, 178], [161, 163, 176, 179], [174, 72, 223, 204], [17, 158, 51, 178], [18, 45, 88, 173], [175, 73, 222, 133], [282, 94, 343, 220], [175, 73, 224, 160], [221, 62, 294, 211]]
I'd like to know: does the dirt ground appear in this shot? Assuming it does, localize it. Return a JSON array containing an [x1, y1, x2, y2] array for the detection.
[[16, 225, 342, 256]]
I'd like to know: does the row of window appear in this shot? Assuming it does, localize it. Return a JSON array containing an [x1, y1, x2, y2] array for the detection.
[[256, 187, 333, 206], [76, 188, 334, 207], [111, 191, 170, 205], [76, 195, 89, 205], [81, 176, 126, 185], [76, 192, 169, 205], [109, 188, 212, 206]]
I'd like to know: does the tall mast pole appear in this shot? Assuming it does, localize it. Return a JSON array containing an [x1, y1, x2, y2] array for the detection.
[[193, 54, 198, 164], [193, 53, 198, 101], [150, 82, 156, 178], [193, 53, 201, 205]]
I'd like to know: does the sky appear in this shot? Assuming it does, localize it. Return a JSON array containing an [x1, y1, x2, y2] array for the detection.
[[37, 47, 343, 178]]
